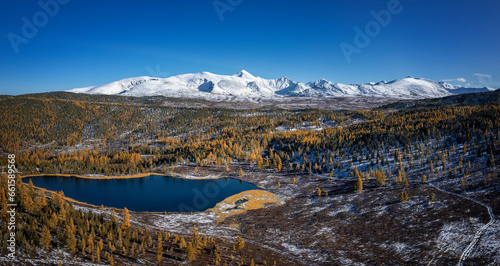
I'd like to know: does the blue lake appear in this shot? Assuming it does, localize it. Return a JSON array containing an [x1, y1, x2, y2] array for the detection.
[[26, 175, 261, 212]]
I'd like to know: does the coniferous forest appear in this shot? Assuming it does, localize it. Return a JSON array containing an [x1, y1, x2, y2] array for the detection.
[[0, 91, 499, 265]]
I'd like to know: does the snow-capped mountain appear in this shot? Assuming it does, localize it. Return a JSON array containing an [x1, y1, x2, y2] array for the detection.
[[302, 77, 452, 98], [69, 70, 495, 100], [439, 82, 496, 95], [71, 70, 291, 99]]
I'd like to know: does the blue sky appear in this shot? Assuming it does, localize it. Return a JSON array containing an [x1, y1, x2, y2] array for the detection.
[[1, 0, 499, 95]]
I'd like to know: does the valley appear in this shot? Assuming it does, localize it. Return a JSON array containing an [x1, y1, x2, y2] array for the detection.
[[3, 0, 499, 264], [0, 90, 499, 265]]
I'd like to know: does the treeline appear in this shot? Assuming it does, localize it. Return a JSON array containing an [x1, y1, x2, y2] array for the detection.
[[0, 97, 145, 151], [1, 95, 380, 175], [2, 95, 499, 178], [0, 96, 373, 152]]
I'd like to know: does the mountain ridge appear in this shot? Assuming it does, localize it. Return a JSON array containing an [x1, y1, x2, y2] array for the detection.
[[69, 70, 497, 100]]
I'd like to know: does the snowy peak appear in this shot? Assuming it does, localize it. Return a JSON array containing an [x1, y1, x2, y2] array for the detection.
[[440, 82, 457, 90], [234, 70, 255, 79], [308, 78, 332, 88], [302, 77, 451, 98], [68, 72, 494, 100], [72, 77, 154, 95]]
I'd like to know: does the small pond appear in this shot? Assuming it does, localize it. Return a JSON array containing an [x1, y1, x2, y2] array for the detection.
[[26, 175, 261, 212]]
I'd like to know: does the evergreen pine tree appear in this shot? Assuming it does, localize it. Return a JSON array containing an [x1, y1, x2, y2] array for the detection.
[[234, 236, 245, 250], [400, 191, 408, 202], [156, 234, 163, 262], [40, 226, 51, 252], [66, 225, 77, 254], [354, 174, 363, 192], [121, 207, 131, 230], [186, 242, 196, 262], [403, 177, 409, 188]]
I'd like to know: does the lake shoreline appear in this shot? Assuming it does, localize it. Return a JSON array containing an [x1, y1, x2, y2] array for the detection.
[[23, 173, 264, 213], [20, 172, 227, 180]]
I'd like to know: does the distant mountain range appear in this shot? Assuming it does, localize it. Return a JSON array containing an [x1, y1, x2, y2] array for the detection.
[[68, 70, 497, 100]]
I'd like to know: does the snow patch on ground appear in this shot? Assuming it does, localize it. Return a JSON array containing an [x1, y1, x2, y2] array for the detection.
[[467, 220, 500, 264], [328, 203, 355, 217], [435, 220, 481, 257]]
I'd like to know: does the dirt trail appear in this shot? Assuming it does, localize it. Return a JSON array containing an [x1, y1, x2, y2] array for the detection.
[[427, 183, 496, 266]]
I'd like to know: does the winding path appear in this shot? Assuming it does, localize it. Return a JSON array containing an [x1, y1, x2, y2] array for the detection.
[[427, 183, 496, 266]]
